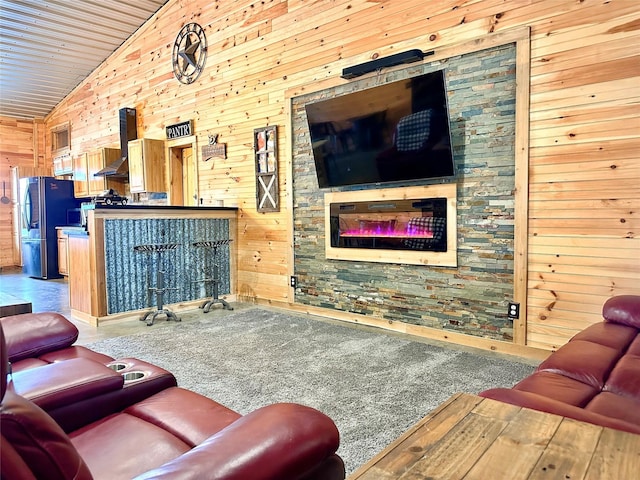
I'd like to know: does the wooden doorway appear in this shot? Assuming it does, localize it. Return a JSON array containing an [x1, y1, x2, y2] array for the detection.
[[168, 137, 197, 206]]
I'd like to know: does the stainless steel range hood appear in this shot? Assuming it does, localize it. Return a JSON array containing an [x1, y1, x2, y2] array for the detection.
[[95, 107, 137, 178], [94, 157, 129, 177]]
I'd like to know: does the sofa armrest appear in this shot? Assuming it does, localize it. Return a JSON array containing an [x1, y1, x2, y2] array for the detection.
[[0, 312, 78, 362], [603, 295, 640, 328], [11, 357, 123, 411], [133, 403, 343, 480]]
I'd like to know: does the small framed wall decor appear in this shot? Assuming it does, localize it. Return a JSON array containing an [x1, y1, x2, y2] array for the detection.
[[254, 126, 279, 212]]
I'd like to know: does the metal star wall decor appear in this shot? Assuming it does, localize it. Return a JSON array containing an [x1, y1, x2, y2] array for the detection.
[[172, 23, 207, 84]]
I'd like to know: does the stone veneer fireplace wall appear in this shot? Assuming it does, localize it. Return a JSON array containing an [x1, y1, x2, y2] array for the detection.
[[291, 43, 517, 340]]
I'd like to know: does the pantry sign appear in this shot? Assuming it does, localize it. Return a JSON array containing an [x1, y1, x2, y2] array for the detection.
[[166, 120, 193, 139]]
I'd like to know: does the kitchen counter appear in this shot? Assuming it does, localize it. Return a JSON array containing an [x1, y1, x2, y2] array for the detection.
[[68, 206, 237, 325], [58, 226, 89, 236], [92, 204, 238, 211]]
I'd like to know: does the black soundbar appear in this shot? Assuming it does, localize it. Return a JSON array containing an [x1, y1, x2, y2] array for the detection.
[[341, 49, 433, 79]]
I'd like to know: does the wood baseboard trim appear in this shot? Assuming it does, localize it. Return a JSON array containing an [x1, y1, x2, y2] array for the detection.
[[247, 298, 549, 362]]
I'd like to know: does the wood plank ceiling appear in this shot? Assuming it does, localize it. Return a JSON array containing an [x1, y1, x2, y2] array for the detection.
[[0, 0, 169, 120]]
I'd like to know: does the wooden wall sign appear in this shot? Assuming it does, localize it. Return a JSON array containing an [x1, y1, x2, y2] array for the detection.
[[202, 133, 227, 161], [166, 120, 193, 139], [254, 126, 279, 212]]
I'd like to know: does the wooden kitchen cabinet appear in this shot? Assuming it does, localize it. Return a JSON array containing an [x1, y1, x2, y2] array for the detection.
[[67, 232, 94, 320], [73, 153, 89, 197], [128, 138, 166, 193], [74, 148, 122, 198], [57, 229, 68, 276], [53, 153, 73, 176]]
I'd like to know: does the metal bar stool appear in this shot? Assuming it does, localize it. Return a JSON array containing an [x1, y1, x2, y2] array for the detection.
[[133, 243, 181, 326], [192, 239, 233, 312]]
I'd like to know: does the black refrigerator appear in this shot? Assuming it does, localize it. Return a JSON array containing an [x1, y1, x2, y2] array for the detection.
[[19, 176, 81, 279]]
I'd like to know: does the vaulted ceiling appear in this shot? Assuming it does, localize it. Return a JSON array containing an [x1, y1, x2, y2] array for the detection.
[[0, 0, 169, 120]]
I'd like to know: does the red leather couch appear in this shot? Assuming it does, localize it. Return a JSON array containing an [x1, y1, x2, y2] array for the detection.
[[1, 317, 345, 479], [1, 312, 177, 432], [480, 295, 640, 435]]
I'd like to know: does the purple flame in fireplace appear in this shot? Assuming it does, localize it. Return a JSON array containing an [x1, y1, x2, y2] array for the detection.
[[341, 220, 434, 239]]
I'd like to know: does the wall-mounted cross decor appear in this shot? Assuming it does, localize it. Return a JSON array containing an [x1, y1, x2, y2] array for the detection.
[[254, 126, 279, 212]]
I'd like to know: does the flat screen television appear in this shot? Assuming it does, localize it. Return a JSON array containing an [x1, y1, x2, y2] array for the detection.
[[305, 69, 455, 188]]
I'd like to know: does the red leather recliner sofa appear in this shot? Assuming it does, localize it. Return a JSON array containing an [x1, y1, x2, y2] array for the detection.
[[0, 315, 345, 479], [480, 295, 640, 434], [1, 312, 178, 432]]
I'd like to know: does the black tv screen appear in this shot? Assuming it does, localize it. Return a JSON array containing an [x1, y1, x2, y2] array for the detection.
[[306, 69, 455, 188]]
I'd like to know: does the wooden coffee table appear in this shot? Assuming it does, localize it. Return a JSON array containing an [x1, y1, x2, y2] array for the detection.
[[349, 392, 639, 480]]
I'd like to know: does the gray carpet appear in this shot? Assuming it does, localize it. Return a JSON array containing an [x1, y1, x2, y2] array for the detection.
[[87, 307, 536, 474]]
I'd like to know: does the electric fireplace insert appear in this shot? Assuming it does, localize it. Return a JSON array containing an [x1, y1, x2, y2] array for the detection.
[[329, 197, 447, 252]]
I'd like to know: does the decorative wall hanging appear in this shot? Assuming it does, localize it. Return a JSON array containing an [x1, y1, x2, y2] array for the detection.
[[254, 126, 279, 212], [202, 133, 227, 161], [172, 23, 207, 84]]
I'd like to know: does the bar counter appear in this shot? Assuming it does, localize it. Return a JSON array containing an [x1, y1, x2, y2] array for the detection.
[[68, 205, 237, 325]]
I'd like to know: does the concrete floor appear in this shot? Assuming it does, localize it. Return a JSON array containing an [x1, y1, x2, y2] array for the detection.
[[0, 267, 242, 345]]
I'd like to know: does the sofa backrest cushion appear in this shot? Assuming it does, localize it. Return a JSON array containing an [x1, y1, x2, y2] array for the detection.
[[570, 321, 637, 351], [0, 312, 79, 362], [535, 340, 622, 389], [603, 295, 640, 329]]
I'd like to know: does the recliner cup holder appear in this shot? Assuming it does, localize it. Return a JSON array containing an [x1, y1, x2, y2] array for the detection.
[[107, 362, 128, 372], [122, 371, 147, 382]]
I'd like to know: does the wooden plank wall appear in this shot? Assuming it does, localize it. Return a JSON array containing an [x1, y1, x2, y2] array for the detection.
[[4, 0, 638, 351], [526, 3, 639, 349], [0, 117, 48, 268]]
